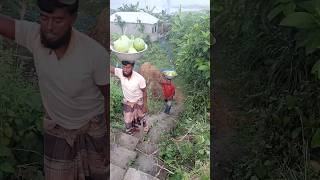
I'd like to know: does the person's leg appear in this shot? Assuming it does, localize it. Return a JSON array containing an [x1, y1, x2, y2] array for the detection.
[[123, 102, 134, 134], [136, 99, 149, 133], [44, 130, 77, 180], [164, 99, 169, 114], [167, 100, 172, 113], [44, 113, 109, 180], [43, 116, 77, 180], [85, 113, 109, 180]]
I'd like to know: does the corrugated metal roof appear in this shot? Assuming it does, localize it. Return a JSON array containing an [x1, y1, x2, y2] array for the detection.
[[110, 11, 159, 24]]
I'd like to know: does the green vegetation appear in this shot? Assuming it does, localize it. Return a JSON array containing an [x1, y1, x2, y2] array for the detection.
[[214, 0, 320, 178], [0, 49, 43, 180], [158, 11, 210, 180]]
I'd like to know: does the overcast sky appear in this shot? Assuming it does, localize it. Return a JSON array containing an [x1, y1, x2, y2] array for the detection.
[[110, 0, 210, 13]]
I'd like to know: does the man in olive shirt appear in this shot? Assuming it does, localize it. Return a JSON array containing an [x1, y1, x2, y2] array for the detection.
[[0, 0, 108, 179]]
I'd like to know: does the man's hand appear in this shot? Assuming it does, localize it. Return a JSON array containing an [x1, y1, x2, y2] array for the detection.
[[110, 65, 115, 74], [141, 87, 148, 113], [0, 15, 15, 40], [97, 84, 108, 125], [142, 104, 148, 114]]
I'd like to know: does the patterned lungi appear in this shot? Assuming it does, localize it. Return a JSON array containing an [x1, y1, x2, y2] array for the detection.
[[43, 113, 109, 180], [122, 98, 147, 130]]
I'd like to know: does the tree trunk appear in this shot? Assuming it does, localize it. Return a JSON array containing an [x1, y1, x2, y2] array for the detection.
[[88, 8, 110, 53]]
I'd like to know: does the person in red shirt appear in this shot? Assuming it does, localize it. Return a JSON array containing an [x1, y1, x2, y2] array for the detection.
[[159, 74, 176, 114]]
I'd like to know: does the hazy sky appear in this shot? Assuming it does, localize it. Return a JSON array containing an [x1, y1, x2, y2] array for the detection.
[[110, 0, 210, 13]]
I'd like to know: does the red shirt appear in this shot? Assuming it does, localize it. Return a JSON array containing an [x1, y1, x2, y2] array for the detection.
[[161, 80, 175, 99]]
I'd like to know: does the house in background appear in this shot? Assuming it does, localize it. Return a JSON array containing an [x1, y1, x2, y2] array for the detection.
[[110, 11, 159, 42]]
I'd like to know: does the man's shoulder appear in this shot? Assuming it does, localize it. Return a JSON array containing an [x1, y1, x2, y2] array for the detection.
[[133, 71, 145, 80], [115, 67, 122, 73], [17, 20, 39, 26], [74, 30, 107, 54], [16, 20, 40, 32]]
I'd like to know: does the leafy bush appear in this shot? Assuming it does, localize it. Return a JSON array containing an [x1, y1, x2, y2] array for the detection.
[[0, 49, 43, 180], [214, 0, 320, 178], [159, 98, 210, 179], [110, 77, 124, 130], [169, 11, 210, 87]]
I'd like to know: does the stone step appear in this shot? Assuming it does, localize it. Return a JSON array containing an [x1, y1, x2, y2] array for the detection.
[[132, 153, 164, 177], [110, 132, 116, 144], [110, 163, 126, 180], [156, 117, 177, 132], [123, 168, 160, 180], [147, 115, 161, 127], [110, 144, 137, 169], [148, 116, 178, 143], [115, 132, 140, 151], [136, 141, 158, 156]]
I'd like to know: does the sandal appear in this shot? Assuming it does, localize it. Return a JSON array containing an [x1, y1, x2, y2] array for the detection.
[[131, 127, 140, 133], [143, 125, 149, 133], [124, 128, 133, 135]]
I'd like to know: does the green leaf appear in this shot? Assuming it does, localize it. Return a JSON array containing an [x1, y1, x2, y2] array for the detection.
[[0, 95, 10, 102], [283, 3, 296, 15], [297, 1, 315, 13], [311, 129, 320, 148], [291, 127, 301, 138], [286, 95, 296, 109], [311, 60, 320, 79], [26, 93, 43, 112], [282, 116, 290, 125], [0, 145, 11, 157], [3, 125, 13, 138], [0, 162, 15, 173], [198, 65, 209, 71], [198, 135, 205, 144], [34, 170, 44, 180], [314, 0, 320, 15], [6, 109, 16, 118], [255, 164, 267, 178], [0, 136, 10, 146], [268, 5, 284, 20], [198, 149, 205, 155], [306, 45, 318, 55], [250, 176, 259, 180], [274, 0, 292, 5], [36, 119, 43, 132], [280, 12, 317, 28], [200, 174, 209, 180], [302, 30, 320, 51]]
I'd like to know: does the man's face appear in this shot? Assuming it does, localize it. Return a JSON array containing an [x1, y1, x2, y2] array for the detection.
[[122, 64, 133, 77], [40, 8, 76, 49]]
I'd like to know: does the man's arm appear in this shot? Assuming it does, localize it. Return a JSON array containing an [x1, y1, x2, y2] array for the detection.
[[141, 87, 148, 113], [97, 84, 108, 98], [110, 65, 115, 74], [158, 73, 165, 84], [97, 85, 108, 111], [97, 84, 108, 125], [0, 15, 15, 40]]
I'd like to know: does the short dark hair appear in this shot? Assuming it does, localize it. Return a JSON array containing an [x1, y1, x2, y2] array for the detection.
[[37, 0, 79, 15], [121, 61, 135, 66]]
